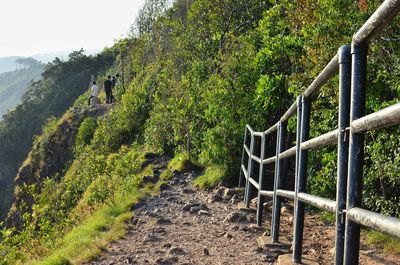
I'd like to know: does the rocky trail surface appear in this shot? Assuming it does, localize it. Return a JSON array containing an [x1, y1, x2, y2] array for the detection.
[[89, 159, 400, 265]]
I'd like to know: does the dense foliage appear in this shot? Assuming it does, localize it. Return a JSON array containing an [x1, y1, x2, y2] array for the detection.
[[0, 0, 400, 263], [122, 0, 400, 216]]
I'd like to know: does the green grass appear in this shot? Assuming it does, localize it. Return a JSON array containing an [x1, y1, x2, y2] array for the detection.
[[318, 211, 335, 224], [158, 153, 191, 181], [140, 164, 154, 178], [194, 165, 225, 189], [364, 229, 400, 255], [33, 189, 147, 265], [168, 153, 190, 172], [160, 169, 173, 180]]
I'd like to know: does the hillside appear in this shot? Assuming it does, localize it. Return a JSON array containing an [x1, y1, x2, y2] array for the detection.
[[0, 0, 399, 264], [0, 58, 44, 118], [0, 50, 115, 218], [0, 57, 20, 74]]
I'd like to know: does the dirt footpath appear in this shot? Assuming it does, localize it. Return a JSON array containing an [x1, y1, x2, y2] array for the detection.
[[89, 168, 400, 265]]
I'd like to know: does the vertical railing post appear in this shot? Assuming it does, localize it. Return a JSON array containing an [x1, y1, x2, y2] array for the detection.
[[256, 132, 267, 226], [344, 42, 368, 265], [293, 96, 303, 221], [271, 121, 286, 242], [335, 45, 351, 265], [293, 95, 311, 263], [239, 126, 249, 188], [245, 132, 255, 207]]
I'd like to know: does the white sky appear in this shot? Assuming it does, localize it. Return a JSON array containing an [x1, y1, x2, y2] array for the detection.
[[0, 0, 146, 57]]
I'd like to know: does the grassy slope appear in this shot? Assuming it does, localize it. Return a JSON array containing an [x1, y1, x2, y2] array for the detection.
[[31, 177, 163, 265], [34, 191, 144, 265]]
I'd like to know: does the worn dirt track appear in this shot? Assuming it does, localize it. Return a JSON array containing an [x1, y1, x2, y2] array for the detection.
[[88, 161, 400, 265]]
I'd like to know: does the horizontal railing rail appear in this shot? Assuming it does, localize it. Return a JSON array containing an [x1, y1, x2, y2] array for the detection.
[[238, 1, 400, 265]]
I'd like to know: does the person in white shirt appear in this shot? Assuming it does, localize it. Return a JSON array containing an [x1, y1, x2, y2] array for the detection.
[[88, 81, 99, 106]]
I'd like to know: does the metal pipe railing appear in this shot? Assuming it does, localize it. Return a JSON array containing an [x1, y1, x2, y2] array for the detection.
[[257, 132, 267, 226], [353, 0, 400, 44], [346, 208, 400, 239], [271, 121, 287, 242], [335, 45, 352, 265], [351, 103, 400, 133], [300, 129, 338, 151], [297, 193, 336, 213], [293, 95, 311, 262], [276, 189, 295, 200], [279, 146, 296, 159], [238, 2, 400, 265], [304, 55, 339, 98], [262, 156, 276, 165]]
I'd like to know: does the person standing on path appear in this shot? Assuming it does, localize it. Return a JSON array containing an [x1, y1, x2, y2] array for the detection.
[[111, 75, 117, 102], [111, 75, 117, 89], [104, 75, 113, 104], [88, 81, 99, 106]]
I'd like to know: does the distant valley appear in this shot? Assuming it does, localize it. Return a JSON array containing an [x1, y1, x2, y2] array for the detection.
[[0, 58, 44, 118]]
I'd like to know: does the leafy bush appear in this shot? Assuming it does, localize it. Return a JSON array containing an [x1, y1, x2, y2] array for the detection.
[[194, 165, 226, 189], [74, 118, 97, 153]]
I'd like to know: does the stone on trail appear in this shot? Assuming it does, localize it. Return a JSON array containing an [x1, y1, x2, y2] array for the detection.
[[224, 232, 233, 239], [156, 217, 172, 225], [143, 233, 159, 243], [168, 246, 186, 255], [214, 186, 225, 196], [254, 246, 263, 253], [237, 202, 256, 213], [165, 256, 179, 263], [155, 257, 164, 264], [159, 183, 172, 192], [222, 212, 247, 223], [277, 254, 319, 265], [182, 187, 196, 194], [203, 246, 210, 256], [182, 202, 198, 211], [222, 188, 235, 200], [207, 193, 222, 203], [243, 224, 263, 233], [198, 209, 210, 216], [263, 252, 279, 263], [183, 202, 208, 213], [263, 200, 273, 210], [157, 255, 179, 264], [163, 243, 172, 248], [153, 227, 167, 235]]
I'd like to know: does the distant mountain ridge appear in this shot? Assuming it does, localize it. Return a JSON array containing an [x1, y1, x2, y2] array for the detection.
[[0, 59, 44, 118], [0, 56, 20, 73], [0, 49, 100, 74]]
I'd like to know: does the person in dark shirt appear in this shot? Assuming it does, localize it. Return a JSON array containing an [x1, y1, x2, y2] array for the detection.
[[110, 75, 117, 103], [104, 75, 113, 104], [111, 75, 117, 88]]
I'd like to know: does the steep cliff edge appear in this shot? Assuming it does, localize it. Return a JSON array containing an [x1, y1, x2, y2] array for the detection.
[[4, 104, 112, 228]]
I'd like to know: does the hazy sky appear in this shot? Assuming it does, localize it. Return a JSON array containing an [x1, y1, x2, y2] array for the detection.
[[0, 0, 146, 57]]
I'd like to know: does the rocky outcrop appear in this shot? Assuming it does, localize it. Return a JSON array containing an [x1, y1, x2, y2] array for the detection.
[[4, 104, 112, 228]]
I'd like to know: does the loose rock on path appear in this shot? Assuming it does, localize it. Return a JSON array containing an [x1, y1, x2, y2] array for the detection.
[[89, 159, 400, 265]]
